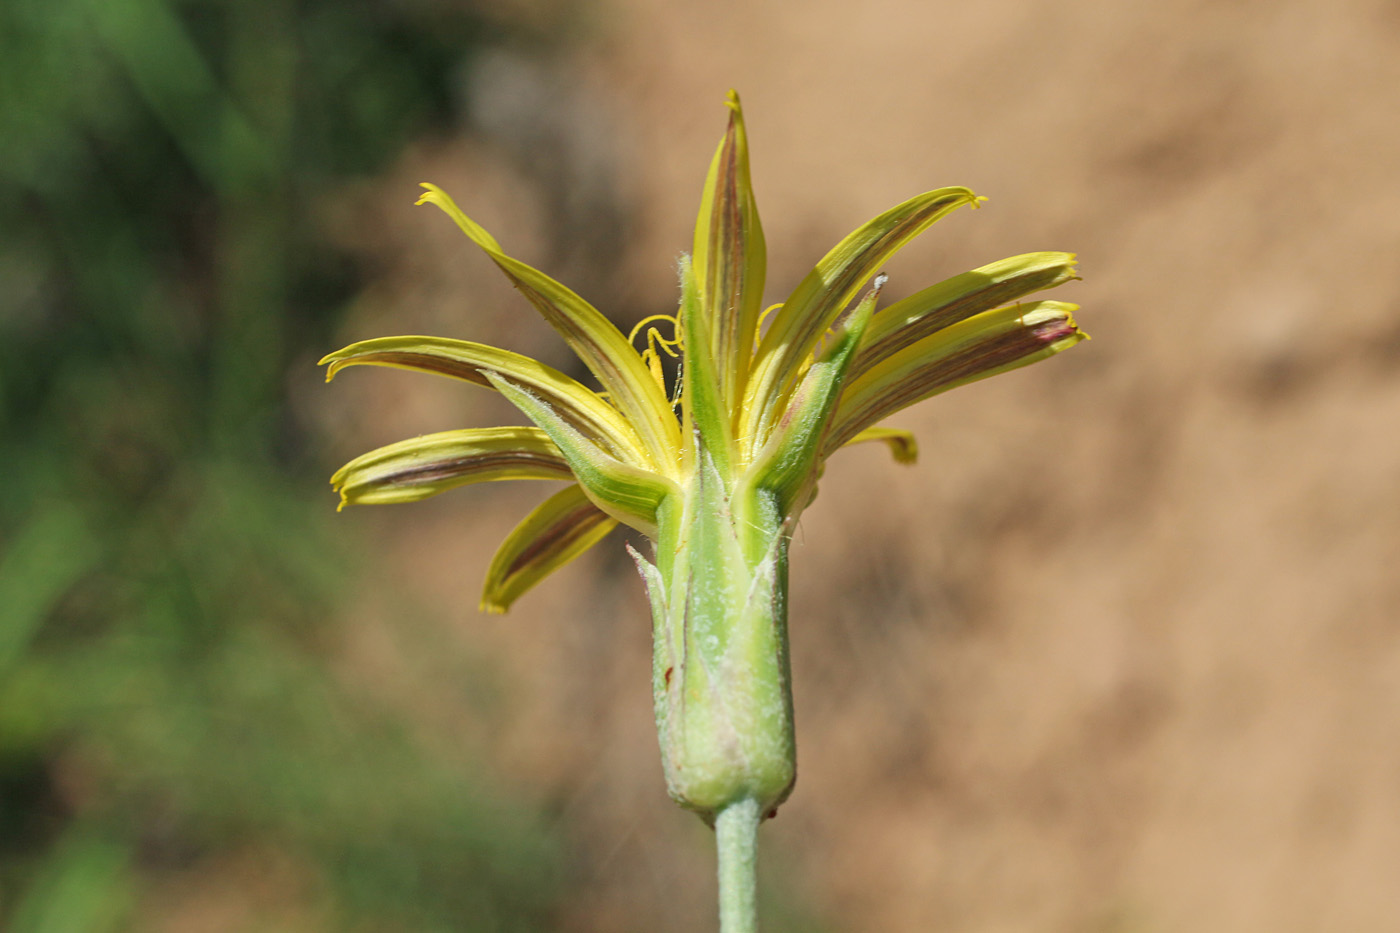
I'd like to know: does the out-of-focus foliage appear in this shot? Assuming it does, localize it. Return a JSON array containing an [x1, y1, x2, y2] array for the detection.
[[0, 1, 561, 929]]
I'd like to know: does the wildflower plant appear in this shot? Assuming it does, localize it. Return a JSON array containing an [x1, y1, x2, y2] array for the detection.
[[322, 91, 1085, 931]]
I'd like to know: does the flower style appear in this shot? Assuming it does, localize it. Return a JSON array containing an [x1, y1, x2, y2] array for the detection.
[[322, 92, 1085, 828]]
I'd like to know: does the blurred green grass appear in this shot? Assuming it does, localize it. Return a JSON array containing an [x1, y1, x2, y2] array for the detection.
[[0, 1, 565, 928]]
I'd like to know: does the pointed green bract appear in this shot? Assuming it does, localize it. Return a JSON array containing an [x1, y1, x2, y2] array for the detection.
[[331, 427, 570, 508], [487, 372, 678, 537], [416, 184, 680, 472], [693, 90, 766, 413], [745, 277, 884, 514], [481, 485, 617, 613], [646, 454, 795, 820], [678, 256, 734, 480]]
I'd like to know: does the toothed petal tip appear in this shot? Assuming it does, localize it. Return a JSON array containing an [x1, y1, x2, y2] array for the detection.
[[1028, 303, 1089, 344], [415, 182, 447, 206]]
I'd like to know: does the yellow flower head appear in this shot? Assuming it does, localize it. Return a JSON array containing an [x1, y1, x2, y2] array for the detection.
[[321, 90, 1086, 615]]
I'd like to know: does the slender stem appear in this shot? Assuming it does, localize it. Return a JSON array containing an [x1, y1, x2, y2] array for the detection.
[[715, 797, 761, 933]]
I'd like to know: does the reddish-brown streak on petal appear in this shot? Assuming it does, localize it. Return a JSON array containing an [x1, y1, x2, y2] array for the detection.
[[504, 502, 611, 578], [852, 264, 1074, 378], [1032, 319, 1078, 342], [830, 318, 1079, 451], [345, 351, 614, 442], [372, 452, 572, 487], [364, 352, 491, 385]]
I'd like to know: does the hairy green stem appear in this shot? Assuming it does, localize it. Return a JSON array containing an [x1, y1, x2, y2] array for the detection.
[[716, 798, 761, 933]]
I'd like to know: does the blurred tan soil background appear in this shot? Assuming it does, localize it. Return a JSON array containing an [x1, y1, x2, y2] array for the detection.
[[6, 0, 1399, 929], [316, 0, 1400, 929]]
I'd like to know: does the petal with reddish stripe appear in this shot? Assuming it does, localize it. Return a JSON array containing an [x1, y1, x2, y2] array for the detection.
[[826, 300, 1087, 454], [319, 335, 648, 462], [692, 90, 766, 408], [852, 251, 1078, 379], [480, 485, 617, 613], [331, 427, 570, 509], [417, 183, 680, 469], [741, 186, 980, 450]]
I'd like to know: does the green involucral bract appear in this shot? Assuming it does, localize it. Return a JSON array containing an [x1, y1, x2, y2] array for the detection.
[[321, 89, 1087, 821]]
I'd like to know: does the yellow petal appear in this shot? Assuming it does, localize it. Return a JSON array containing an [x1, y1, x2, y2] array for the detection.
[[417, 183, 680, 471], [852, 251, 1079, 379], [330, 427, 570, 509], [826, 300, 1087, 454], [480, 485, 617, 613], [841, 427, 918, 465], [319, 335, 649, 463], [692, 90, 766, 409], [741, 186, 981, 453]]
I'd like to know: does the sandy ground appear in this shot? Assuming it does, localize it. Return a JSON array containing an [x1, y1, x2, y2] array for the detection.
[[312, 0, 1400, 929]]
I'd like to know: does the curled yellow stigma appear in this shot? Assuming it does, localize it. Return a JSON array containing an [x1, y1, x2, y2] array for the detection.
[[627, 313, 682, 396]]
